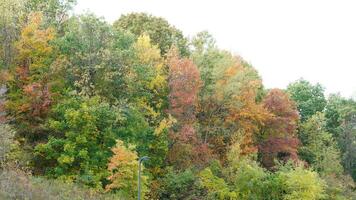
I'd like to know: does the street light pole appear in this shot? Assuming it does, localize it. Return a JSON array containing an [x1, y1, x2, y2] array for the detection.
[[138, 156, 149, 200]]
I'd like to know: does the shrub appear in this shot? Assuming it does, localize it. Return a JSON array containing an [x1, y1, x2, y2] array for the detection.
[[156, 168, 198, 200]]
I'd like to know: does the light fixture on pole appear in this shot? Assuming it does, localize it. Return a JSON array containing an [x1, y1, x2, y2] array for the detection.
[[138, 156, 149, 200]]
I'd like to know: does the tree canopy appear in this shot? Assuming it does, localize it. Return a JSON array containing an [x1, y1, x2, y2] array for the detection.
[[0, 3, 355, 199]]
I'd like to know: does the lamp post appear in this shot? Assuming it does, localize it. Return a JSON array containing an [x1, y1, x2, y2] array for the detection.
[[138, 156, 149, 200]]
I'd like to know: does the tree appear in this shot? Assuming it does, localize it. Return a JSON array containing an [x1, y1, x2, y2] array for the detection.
[[25, 0, 77, 30], [166, 48, 211, 169], [298, 112, 343, 176], [0, 0, 76, 71], [34, 97, 120, 188], [105, 140, 148, 200], [5, 12, 62, 139], [0, 0, 26, 70], [260, 89, 300, 169], [167, 48, 201, 124], [324, 94, 356, 181], [191, 37, 269, 161], [114, 13, 189, 56], [339, 111, 356, 181], [122, 34, 171, 176], [128, 34, 168, 124], [287, 79, 326, 122], [324, 94, 344, 136], [57, 13, 127, 99]]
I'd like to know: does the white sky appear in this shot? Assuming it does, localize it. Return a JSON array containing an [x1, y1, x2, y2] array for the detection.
[[75, 0, 356, 98]]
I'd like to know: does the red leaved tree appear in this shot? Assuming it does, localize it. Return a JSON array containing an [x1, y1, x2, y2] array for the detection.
[[166, 48, 211, 169], [260, 89, 300, 169]]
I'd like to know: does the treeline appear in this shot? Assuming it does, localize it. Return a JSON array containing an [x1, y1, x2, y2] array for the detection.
[[0, 0, 355, 200]]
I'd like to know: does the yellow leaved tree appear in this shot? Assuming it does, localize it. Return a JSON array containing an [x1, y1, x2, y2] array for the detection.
[[105, 140, 149, 199]]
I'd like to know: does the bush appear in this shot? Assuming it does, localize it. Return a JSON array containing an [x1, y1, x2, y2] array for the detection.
[[277, 165, 327, 200], [157, 168, 199, 200]]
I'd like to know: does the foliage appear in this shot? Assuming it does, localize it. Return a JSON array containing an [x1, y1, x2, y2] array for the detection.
[[278, 165, 326, 200], [0, 0, 26, 69], [156, 168, 198, 200], [105, 140, 148, 200], [34, 96, 120, 188], [191, 38, 269, 162], [324, 94, 344, 136], [1, 5, 355, 198], [287, 79, 326, 122], [260, 89, 300, 169], [114, 13, 189, 56], [299, 112, 343, 176], [224, 158, 268, 200], [339, 111, 356, 181], [324, 94, 356, 181], [25, 0, 77, 29], [167, 48, 201, 124], [198, 167, 237, 200], [199, 152, 327, 200], [123, 34, 171, 175], [129, 34, 168, 123], [57, 13, 127, 100], [167, 48, 211, 170], [262, 89, 300, 138], [5, 12, 65, 140]]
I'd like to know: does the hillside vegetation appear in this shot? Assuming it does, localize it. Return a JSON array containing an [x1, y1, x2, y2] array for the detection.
[[0, 0, 355, 199]]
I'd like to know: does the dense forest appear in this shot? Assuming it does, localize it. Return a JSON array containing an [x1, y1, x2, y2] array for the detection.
[[0, 0, 355, 200]]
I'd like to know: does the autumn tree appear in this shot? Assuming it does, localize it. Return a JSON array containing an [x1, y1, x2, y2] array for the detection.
[[105, 140, 148, 199], [166, 48, 211, 169], [5, 12, 63, 139], [114, 13, 189, 56], [221, 61, 269, 156], [167, 48, 201, 124], [0, 0, 76, 71], [128, 34, 168, 123], [120, 34, 173, 176], [191, 35, 268, 161], [260, 89, 300, 169]]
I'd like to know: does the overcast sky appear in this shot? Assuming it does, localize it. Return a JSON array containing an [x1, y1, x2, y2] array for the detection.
[[75, 0, 356, 98]]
